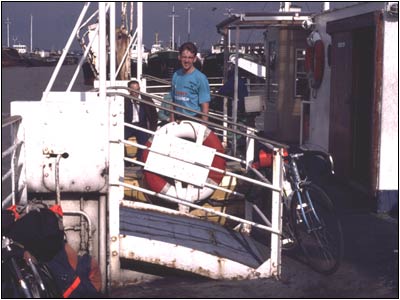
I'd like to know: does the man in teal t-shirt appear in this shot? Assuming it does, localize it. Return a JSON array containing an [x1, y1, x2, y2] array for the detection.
[[170, 42, 210, 122]]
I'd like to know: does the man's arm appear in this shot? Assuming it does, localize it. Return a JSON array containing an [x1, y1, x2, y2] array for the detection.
[[201, 102, 209, 122]]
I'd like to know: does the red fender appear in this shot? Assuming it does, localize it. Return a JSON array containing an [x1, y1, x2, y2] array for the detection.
[[305, 40, 325, 89]]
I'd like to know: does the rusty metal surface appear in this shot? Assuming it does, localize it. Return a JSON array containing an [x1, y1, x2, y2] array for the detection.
[[119, 205, 269, 269]]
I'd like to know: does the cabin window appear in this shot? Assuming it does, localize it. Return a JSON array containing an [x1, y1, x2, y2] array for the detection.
[[295, 49, 310, 100]]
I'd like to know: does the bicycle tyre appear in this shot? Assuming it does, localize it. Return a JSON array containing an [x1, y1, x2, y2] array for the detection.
[[291, 183, 343, 274], [2, 252, 61, 298], [35, 262, 62, 298]]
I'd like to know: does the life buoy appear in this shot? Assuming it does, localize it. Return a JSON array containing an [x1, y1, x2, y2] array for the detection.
[[305, 31, 324, 89], [141, 121, 226, 202]]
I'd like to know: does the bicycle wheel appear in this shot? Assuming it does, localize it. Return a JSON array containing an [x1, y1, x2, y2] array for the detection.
[[3, 256, 39, 298], [2, 252, 61, 298], [35, 262, 61, 298], [291, 183, 343, 274]]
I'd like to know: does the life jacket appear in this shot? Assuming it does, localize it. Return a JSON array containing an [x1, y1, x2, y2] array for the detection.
[[46, 245, 101, 298]]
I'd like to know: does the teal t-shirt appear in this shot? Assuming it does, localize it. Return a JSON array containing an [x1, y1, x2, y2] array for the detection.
[[170, 68, 210, 116]]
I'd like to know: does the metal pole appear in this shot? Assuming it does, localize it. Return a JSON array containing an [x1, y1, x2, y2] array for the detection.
[[99, 195, 107, 293], [172, 5, 175, 49], [5, 17, 11, 47], [99, 3, 107, 99], [186, 5, 193, 41], [169, 5, 178, 50], [42, 2, 90, 101], [233, 26, 240, 156], [224, 9, 234, 51], [270, 148, 283, 276], [137, 2, 143, 81], [30, 15, 33, 53], [109, 3, 116, 86]]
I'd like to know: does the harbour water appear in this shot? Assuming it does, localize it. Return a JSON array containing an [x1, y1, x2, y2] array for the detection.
[[1, 65, 90, 199], [2, 65, 90, 116]]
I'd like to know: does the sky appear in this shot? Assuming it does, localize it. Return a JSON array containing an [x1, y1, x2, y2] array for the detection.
[[1, 2, 355, 53]]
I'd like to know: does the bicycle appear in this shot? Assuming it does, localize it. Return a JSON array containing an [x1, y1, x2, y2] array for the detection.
[[249, 146, 344, 275], [2, 235, 61, 298]]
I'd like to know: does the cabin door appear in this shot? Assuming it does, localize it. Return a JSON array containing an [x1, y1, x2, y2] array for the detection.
[[328, 31, 354, 178], [327, 12, 382, 191]]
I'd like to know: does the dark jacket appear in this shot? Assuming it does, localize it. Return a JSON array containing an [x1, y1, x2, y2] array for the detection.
[[124, 95, 158, 131]]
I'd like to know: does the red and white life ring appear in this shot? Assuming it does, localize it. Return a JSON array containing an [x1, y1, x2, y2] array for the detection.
[[141, 121, 226, 202], [305, 31, 324, 89]]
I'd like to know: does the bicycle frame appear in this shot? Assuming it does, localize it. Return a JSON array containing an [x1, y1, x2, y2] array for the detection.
[[284, 152, 330, 233], [2, 236, 35, 298]]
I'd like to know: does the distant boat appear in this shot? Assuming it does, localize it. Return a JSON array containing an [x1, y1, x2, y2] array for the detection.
[[1, 47, 26, 67], [145, 33, 180, 79], [25, 54, 58, 67], [202, 52, 225, 78], [130, 44, 148, 78], [12, 43, 28, 55], [146, 49, 180, 79]]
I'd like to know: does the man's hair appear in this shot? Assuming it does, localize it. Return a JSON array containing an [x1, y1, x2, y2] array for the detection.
[[127, 80, 139, 87], [178, 42, 197, 56]]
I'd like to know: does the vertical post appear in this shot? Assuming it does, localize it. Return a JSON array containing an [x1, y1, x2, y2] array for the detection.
[[30, 15, 33, 53], [222, 30, 229, 148], [109, 3, 116, 86], [232, 26, 240, 156], [137, 2, 143, 82], [169, 5, 178, 50], [42, 2, 90, 101], [172, 5, 175, 49], [185, 5, 193, 41], [270, 148, 283, 277], [6, 17, 11, 47], [98, 3, 107, 99], [101, 2, 122, 288], [245, 127, 255, 170], [224, 8, 234, 51], [99, 195, 107, 293]]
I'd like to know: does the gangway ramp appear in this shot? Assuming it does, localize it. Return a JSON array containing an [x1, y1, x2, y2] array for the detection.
[[119, 200, 270, 280]]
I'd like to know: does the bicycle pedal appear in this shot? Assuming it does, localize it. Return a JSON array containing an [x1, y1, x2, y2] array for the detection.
[[282, 238, 294, 245], [296, 203, 308, 210]]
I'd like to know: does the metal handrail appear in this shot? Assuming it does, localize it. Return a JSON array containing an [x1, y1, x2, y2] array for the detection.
[[107, 87, 288, 149], [1, 115, 25, 209]]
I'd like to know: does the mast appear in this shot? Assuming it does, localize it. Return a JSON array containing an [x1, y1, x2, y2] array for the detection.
[[30, 14, 33, 53], [137, 2, 143, 82], [279, 2, 291, 12], [185, 4, 193, 42], [224, 8, 234, 52], [169, 5, 178, 50], [5, 17, 11, 47]]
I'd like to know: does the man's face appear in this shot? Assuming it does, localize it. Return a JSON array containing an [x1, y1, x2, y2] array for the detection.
[[179, 49, 196, 72], [129, 83, 140, 97]]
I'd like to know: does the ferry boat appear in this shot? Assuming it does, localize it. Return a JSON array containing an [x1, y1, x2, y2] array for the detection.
[[4, 1, 396, 295], [3, 2, 287, 293]]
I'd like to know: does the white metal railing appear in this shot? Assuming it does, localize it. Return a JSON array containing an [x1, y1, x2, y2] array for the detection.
[[112, 87, 285, 277], [1, 115, 27, 209]]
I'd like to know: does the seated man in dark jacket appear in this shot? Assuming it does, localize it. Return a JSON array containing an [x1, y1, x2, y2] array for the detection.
[[125, 80, 158, 161]]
